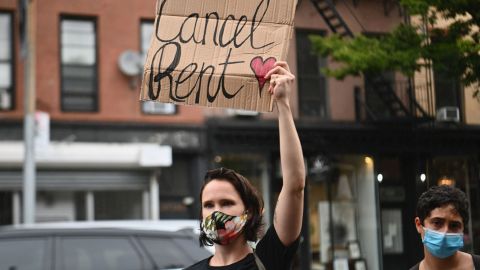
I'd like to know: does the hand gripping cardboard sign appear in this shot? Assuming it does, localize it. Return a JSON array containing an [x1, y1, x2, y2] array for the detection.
[[140, 0, 297, 112]]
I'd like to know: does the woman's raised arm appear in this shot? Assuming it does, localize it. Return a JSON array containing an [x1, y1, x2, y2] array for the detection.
[[265, 61, 306, 246]]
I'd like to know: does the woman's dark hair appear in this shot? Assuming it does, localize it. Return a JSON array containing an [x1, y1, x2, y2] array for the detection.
[[416, 185, 469, 225], [198, 167, 264, 246]]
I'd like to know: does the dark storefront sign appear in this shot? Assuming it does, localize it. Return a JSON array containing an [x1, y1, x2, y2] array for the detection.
[[0, 121, 205, 152]]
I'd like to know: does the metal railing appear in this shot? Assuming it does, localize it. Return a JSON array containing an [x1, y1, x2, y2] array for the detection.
[[355, 79, 435, 122]]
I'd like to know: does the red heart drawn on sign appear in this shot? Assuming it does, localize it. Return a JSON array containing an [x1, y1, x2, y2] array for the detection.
[[250, 56, 276, 96]]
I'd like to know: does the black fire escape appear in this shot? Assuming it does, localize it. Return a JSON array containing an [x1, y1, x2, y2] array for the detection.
[[310, 0, 434, 123]]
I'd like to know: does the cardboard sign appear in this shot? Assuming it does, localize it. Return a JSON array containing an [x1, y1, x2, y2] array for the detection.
[[140, 0, 297, 112]]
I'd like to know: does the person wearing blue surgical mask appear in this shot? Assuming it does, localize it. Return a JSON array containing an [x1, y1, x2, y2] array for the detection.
[[409, 185, 480, 270]]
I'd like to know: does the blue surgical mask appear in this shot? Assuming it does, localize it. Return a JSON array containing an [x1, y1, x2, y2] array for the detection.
[[422, 227, 464, 259]]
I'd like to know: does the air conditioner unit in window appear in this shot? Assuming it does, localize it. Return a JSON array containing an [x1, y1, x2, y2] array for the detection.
[[0, 90, 11, 110], [142, 101, 175, 115], [436, 106, 460, 122]]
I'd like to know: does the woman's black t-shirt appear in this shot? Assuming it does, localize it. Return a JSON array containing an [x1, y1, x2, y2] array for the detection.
[[184, 226, 299, 270]]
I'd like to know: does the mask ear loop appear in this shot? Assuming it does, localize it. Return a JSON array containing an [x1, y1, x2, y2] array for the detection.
[[242, 210, 251, 226], [421, 226, 431, 242]]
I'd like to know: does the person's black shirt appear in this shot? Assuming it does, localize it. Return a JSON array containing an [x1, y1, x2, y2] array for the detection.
[[185, 226, 299, 270], [408, 254, 480, 270]]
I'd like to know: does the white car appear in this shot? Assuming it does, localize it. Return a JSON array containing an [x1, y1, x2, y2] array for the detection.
[[0, 220, 211, 270]]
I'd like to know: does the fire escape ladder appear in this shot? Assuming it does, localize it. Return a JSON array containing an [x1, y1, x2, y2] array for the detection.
[[366, 76, 434, 120], [311, 0, 433, 122], [310, 0, 354, 38], [408, 84, 433, 119], [366, 76, 410, 118]]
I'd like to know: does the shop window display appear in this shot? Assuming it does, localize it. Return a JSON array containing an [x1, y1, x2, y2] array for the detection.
[[309, 156, 381, 270]]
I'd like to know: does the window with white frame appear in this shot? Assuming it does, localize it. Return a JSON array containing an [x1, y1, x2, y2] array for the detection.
[[0, 13, 13, 111], [140, 20, 176, 115], [60, 17, 98, 112]]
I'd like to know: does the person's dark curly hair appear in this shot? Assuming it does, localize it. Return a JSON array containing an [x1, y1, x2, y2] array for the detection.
[[198, 167, 264, 246], [416, 185, 469, 225]]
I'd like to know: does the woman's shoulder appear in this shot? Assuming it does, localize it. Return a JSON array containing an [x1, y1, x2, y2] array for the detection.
[[257, 225, 299, 249]]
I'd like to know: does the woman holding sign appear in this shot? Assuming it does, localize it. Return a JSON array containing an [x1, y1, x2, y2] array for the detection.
[[185, 62, 305, 270]]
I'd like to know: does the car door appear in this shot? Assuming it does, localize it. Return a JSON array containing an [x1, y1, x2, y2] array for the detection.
[[0, 235, 52, 270], [55, 234, 153, 270], [137, 234, 211, 269]]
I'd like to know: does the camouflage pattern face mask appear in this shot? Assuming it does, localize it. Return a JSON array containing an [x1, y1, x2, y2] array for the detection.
[[201, 211, 248, 245]]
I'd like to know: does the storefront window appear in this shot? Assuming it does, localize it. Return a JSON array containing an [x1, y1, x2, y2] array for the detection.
[[309, 155, 381, 270], [36, 191, 77, 222], [159, 155, 196, 219], [35, 190, 143, 221], [95, 191, 142, 220]]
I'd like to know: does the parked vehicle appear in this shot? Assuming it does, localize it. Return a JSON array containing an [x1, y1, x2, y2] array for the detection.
[[0, 220, 211, 270]]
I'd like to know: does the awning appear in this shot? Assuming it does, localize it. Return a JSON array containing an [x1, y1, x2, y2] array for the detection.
[[0, 142, 172, 169], [0, 170, 151, 190]]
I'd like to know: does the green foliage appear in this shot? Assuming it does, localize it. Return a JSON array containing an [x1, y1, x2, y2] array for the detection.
[[309, 25, 422, 79], [309, 0, 480, 99]]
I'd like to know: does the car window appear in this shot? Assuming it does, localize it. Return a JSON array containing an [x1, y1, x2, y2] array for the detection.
[[60, 237, 144, 270], [172, 237, 211, 261], [0, 238, 48, 270], [139, 236, 209, 269]]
